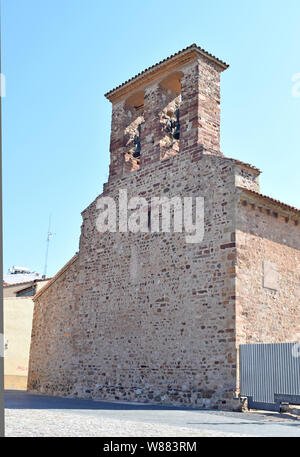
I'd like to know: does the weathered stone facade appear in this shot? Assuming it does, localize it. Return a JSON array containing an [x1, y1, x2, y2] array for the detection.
[[235, 191, 300, 345], [28, 45, 300, 409]]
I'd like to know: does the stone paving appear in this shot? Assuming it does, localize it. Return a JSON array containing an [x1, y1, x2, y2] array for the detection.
[[5, 409, 247, 437]]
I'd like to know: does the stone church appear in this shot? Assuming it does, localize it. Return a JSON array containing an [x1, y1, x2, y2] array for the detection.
[[28, 44, 300, 409]]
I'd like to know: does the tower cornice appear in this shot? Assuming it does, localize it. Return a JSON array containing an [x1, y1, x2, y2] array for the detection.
[[105, 44, 229, 103]]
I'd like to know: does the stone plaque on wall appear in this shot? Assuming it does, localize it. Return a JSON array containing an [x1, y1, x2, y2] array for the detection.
[[263, 260, 279, 290]]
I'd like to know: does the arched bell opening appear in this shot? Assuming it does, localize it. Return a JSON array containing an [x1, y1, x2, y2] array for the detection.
[[159, 72, 182, 161], [123, 90, 145, 173]]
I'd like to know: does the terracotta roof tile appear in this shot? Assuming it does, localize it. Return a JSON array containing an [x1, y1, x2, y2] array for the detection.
[[237, 186, 300, 216], [229, 158, 261, 174], [105, 44, 229, 100]]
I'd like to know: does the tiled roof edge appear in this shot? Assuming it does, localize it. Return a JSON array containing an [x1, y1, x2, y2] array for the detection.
[[229, 158, 261, 174], [237, 187, 300, 216], [105, 44, 229, 99], [33, 254, 79, 301]]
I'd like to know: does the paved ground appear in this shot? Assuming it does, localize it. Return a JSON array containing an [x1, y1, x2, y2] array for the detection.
[[5, 390, 300, 437]]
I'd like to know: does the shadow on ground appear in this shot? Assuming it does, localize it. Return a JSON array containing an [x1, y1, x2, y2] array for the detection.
[[4, 389, 200, 411]]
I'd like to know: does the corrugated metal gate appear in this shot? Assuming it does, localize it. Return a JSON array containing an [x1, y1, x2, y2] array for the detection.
[[240, 343, 300, 412]]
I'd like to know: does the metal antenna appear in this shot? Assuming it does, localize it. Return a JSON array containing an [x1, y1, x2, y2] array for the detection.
[[43, 214, 54, 277]]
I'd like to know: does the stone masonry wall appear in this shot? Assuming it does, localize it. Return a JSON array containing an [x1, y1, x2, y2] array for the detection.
[[234, 165, 260, 192], [28, 257, 79, 394], [235, 197, 300, 391], [109, 57, 223, 181], [236, 199, 300, 345], [28, 152, 240, 409]]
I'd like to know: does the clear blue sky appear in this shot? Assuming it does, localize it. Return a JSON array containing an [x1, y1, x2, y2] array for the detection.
[[2, 0, 300, 277]]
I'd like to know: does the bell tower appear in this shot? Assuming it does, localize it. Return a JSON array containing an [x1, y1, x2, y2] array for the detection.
[[104, 44, 229, 181]]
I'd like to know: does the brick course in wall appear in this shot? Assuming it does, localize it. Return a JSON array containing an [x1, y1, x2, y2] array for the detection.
[[27, 45, 300, 410]]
